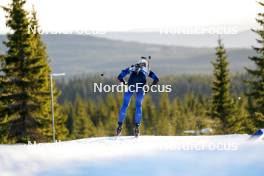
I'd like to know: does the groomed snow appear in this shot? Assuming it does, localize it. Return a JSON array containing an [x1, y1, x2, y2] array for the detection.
[[0, 135, 264, 176]]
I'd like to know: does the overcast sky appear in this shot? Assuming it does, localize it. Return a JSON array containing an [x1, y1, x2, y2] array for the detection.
[[0, 0, 261, 33]]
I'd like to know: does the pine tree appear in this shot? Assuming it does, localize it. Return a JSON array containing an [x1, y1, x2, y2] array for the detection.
[[172, 98, 186, 135], [142, 95, 157, 135], [211, 39, 237, 134], [0, 1, 67, 143], [30, 7, 68, 141], [104, 93, 119, 135], [181, 92, 198, 134], [64, 102, 74, 138], [157, 92, 173, 135], [72, 96, 95, 138], [235, 95, 255, 133], [246, 1, 264, 129]]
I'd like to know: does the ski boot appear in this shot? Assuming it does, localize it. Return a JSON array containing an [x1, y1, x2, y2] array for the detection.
[[134, 123, 140, 137], [116, 122, 123, 136]]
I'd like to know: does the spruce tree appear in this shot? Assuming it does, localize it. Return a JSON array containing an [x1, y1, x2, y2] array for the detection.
[[246, 1, 264, 129], [64, 102, 74, 138], [157, 92, 173, 135], [0, 1, 67, 143], [30, 7, 68, 141], [211, 39, 237, 133], [72, 96, 95, 138], [142, 95, 157, 135], [104, 94, 119, 135]]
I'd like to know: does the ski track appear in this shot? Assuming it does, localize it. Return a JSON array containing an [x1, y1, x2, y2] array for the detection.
[[0, 135, 264, 176]]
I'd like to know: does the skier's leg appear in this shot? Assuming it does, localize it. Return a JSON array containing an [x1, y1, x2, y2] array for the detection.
[[118, 91, 133, 124], [133, 91, 144, 137], [135, 90, 145, 125]]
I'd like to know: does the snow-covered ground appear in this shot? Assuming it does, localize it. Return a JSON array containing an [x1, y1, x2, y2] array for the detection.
[[0, 135, 264, 176]]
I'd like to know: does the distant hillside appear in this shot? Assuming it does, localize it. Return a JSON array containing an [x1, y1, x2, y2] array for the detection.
[[0, 34, 255, 76], [97, 30, 258, 48]]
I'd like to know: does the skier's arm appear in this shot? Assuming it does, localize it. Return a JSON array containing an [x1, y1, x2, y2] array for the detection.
[[148, 70, 159, 85], [117, 67, 130, 84]]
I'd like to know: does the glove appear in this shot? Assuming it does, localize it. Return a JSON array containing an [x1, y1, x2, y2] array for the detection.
[[117, 78, 127, 85], [121, 80, 127, 85]]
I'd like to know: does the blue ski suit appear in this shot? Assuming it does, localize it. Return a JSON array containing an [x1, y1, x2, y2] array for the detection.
[[117, 66, 159, 125]]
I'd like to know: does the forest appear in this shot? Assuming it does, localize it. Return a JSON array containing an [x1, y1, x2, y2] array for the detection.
[[55, 73, 252, 140]]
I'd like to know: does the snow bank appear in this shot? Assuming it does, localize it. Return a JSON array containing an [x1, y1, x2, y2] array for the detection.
[[0, 135, 264, 176]]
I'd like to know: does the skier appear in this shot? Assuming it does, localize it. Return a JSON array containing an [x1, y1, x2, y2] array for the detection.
[[116, 57, 159, 137]]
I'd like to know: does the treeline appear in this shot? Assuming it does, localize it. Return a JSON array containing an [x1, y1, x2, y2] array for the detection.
[[57, 73, 251, 139], [56, 73, 248, 104]]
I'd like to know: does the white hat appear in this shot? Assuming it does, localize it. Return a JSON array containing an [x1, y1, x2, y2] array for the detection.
[[137, 59, 148, 67]]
